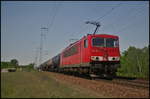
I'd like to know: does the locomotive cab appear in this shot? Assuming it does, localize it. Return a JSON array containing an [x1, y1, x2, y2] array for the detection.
[[86, 34, 121, 77], [90, 34, 120, 62]]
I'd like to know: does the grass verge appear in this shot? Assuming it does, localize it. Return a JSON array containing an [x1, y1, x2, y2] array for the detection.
[[1, 72, 100, 98]]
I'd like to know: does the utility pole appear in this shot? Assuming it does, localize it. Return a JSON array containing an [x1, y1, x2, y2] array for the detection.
[[34, 48, 39, 69], [39, 27, 48, 67], [85, 21, 101, 35]]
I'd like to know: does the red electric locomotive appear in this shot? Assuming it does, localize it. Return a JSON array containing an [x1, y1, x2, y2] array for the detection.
[[60, 34, 120, 77]]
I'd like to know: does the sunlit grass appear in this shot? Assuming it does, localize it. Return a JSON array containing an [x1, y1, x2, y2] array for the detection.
[[1, 72, 98, 98]]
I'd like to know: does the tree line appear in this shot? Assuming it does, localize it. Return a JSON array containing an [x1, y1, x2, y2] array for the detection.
[[1, 59, 35, 71], [1, 59, 19, 69], [117, 45, 149, 79]]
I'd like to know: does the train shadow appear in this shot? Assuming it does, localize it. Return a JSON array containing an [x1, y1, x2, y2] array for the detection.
[[114, 76, 137, 80], [66, 72, 92, 80], [49, 71, 138, 81], [55, 71, 114, 80]]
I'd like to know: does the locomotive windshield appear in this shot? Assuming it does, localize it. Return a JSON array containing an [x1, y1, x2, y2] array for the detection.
[[92, 37, 104, 47], [106, 38, 118, 47], [92, 37, 118, 47]]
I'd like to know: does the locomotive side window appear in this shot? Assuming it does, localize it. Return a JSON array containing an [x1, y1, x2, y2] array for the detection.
[[92, 37, 104, 47], [84, 39, 88, 48], [63, 45, 78, 57]]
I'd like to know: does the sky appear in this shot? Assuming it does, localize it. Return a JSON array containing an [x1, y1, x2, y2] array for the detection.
[[1, 1, 149, 65]]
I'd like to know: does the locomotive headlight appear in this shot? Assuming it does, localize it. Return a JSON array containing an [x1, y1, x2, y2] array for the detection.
[[116, 57, 120, 60], [96, 57, 99, 60], [91, 56, 95, 60], [112, 57, 115, 60], [108, 57, 120, 61], [91, 56, 103, 61]]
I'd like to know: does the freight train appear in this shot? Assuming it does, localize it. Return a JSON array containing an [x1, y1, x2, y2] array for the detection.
[[39, 33, 121, 78]]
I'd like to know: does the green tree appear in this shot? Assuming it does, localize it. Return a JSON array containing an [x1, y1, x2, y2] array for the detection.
[[28, 63, 34, 69], [1, 61, 15, 69], [22, 63, 34, 71], [117, 45, 149, 78], [10, 59, 19, 67]]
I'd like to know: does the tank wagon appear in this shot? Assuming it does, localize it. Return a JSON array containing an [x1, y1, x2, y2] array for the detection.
[[39, 34, 120, 78], [39, 54, 60, 71]]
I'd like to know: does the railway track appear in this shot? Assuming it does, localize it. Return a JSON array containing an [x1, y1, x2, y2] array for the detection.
[[94, 77, 149, 89], [49, 72, 149, 98], [112, 79, 149, 89], [51, 71, 149, 89]]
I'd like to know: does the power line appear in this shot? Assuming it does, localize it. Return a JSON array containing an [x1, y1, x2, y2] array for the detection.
[[77, 24, 89, 35], [47, 2, 62, 34], [95, 2, 122, 21], [100, 4, 147, 34], [6, 2, 148, 6], [115, 7, 147, 33], [34, 3, 62, 66], [74, 2, 122, 37], [116, 13, 146, 34], [61, 2, 146, 45], [40, 2, 62, 63], [82, 2, 146, 35], [84, 2, 145, 34]]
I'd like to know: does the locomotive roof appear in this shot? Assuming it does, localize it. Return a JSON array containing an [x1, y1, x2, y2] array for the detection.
[[87, 33, 118, 37], [62, 34, 119, 51]]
